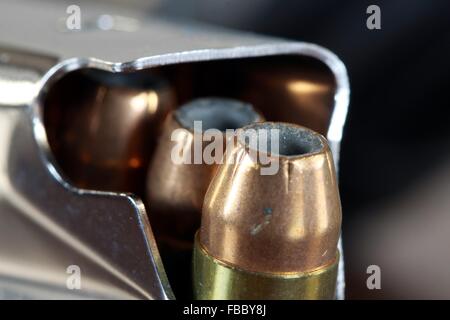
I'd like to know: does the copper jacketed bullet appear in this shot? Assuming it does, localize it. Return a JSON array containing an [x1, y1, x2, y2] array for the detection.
[[146, 97, 262, 297], [146, 98, 263, 247], [44, 70, 176, 196], [193, 122, 342, 299], [242, 61, 336, 134]]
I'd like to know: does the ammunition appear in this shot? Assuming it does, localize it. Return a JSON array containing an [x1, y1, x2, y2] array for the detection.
[[242, 60, 336, 135], [193, 122, 341, 299], [44, 70, 176, 196], [146, 97, 262, 297]]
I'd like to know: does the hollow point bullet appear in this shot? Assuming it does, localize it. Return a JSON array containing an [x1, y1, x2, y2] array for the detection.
[[146, 97, 263, 298], [193, 122, 342, 300], [146, 97, 263, 246]]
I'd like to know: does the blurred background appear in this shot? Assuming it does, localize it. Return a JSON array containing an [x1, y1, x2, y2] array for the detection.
[[149, 0, 450, 299]]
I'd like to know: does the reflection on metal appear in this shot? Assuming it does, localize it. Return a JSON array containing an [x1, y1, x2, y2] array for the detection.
[[0, 66, 38, 106], [44, 69, 176, 196], [0, 0, 349, 299], [147, 98, 262, 248], [0, 56, 172, 299], [194, 123, 342, 299], [194, 236, 339, 300], [146, 98, 262, 298]]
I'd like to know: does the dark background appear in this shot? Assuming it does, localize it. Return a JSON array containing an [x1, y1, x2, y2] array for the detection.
[[153, 0, 450, 298]]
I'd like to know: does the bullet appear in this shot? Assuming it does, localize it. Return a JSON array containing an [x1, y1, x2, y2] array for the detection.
[[146, 97, 263, 298], [241, 58, 336, 135], [44, 70, 176, 197], [193, 122, 341, 299]]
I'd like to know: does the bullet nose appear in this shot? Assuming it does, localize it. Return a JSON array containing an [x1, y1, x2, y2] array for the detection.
[[146, 97, 263, 298], [200, 122, 342, 274], [146, 97, 263, 245], [44, 70, 176, 196]]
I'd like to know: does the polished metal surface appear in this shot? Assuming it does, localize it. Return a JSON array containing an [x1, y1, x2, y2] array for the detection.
[[195, 123, 341, 299], [146, 98, 262, 298], [194, 235, 339, 300], [147, 98, 262, 248], [45, 69, 176, 196], [0, 55, 172, 300], [0, 0, 349, 299], [200, 123, 341, 273]]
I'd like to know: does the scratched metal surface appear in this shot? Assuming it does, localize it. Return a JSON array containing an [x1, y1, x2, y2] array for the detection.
[[0, 0, 349, 299]]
